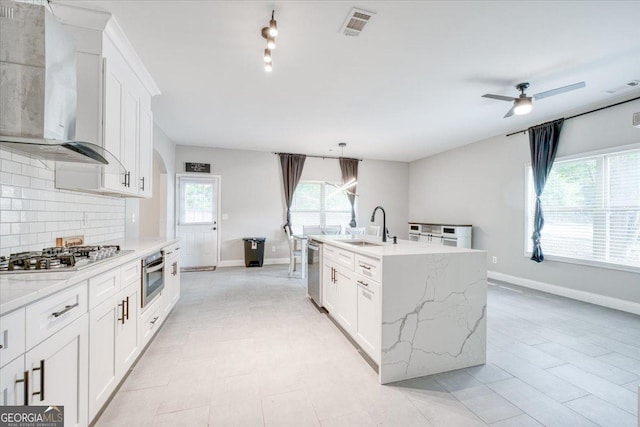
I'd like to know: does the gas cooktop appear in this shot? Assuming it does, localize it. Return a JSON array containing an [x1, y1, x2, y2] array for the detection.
[[0, 245, 135, 274]]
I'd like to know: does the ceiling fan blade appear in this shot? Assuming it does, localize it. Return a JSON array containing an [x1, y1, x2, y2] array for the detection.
[[482, 94, 517, 102], [533, 81, 586, 100], [504, 106, 515, 118]]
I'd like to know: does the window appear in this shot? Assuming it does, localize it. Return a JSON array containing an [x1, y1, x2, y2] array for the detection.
[[178, 177, 217, 224], [525, 146, 640, 271], [290, 181, 353, 234]]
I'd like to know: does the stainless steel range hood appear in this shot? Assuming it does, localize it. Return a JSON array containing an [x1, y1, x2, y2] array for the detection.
[[0, 0, 110, 165]]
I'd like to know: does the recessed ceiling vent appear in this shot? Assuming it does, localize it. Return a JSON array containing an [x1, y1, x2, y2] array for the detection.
[[340, 7, 376, 37], [605, 80, 640, 94]]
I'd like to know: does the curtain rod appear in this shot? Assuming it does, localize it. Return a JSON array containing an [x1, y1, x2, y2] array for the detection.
[[273, 152, 363, 161], [506, 95, 640, 137]]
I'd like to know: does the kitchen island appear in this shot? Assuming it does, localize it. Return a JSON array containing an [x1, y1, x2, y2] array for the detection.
[[311, 235, 487, 384]]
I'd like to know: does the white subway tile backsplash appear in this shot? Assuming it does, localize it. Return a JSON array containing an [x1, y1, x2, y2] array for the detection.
[[1, 159, 22, 174], [20, 234, 37, 246], [0, 151, 125, 256], [1, 185, 20, 198], [11, 174, 30, 187], [30, 178, 47, 189], [1, 211, 20, 223], [2, 235, 20, 247]]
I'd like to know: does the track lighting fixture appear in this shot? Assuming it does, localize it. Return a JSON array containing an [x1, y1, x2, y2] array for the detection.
[[261, 10, 278, 72]]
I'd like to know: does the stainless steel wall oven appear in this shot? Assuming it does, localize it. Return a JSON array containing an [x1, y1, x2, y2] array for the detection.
[[141, 252, 164, 309]]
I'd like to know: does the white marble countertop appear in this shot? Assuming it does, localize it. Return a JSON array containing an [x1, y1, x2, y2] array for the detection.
[[0, 237, 179, 316], [308, 234, 485, 258]]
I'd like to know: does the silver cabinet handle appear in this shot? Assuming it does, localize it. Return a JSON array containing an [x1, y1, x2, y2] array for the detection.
[[52, 302, 79, 318], [118, 301, 125, 324], [357, 280, 369, 287], [150, 316, 159, 325], [359, 263, 371, 270], [140, 176, 145, 191]]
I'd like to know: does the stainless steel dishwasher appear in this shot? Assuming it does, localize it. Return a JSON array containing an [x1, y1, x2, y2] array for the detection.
[[307, 239, 322, 307]]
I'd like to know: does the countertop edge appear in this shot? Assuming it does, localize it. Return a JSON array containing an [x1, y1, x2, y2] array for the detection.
[[0, 238, 180, 316]]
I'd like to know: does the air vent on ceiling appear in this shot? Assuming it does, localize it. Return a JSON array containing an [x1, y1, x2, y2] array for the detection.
[[340, 7, 376, 37], [605, 80, 640, 94], [0, 5, 15, 19]]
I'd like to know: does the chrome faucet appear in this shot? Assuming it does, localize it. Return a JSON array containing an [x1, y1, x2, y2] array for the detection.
[[370, 206, 387, 243]]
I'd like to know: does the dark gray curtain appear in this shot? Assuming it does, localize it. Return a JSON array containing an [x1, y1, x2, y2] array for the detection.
[[279, 153, 306, 230], [529, 119, 564, 262], [339, 158, 359, 227]]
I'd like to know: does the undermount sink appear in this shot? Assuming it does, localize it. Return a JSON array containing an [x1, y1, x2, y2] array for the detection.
[[340, 240, 383, 247]]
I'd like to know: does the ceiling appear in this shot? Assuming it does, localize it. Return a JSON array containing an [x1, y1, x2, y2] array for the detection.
[[52, 1, 640, 162]]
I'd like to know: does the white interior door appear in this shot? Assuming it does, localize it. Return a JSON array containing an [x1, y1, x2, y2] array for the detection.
[[176, 175, 220, 268]]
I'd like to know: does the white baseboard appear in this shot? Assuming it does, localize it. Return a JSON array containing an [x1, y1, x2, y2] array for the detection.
[[218, 258, 290, 268], [488, 271, 640, 315]]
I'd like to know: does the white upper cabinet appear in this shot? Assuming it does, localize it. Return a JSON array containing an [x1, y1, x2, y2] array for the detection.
[[53, 5, 160, 198]]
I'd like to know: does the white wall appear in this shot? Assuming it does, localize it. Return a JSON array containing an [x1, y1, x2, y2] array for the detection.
[[409, 98, 640, 305], [175, 146, 409, 264], [130, 123, 177, 239], [0, 150, 125, 255]]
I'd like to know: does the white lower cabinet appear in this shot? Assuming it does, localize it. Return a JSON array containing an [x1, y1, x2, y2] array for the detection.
[[115, 284, 139, 376], [139, 293, 164, 348], [25, 313, 89, 427], [335, 267, 357, 336], [322, 244, 381, 363], [88, 297, 118, 418], [163, 245, 181, 315], [322, 261, 338, 313], [88, 270, 140, 419], [355, 278, 381, 364], [0, 356, 27, 406]]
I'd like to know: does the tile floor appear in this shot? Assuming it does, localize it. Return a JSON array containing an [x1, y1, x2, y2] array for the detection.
[[95, 266, 640, 426]]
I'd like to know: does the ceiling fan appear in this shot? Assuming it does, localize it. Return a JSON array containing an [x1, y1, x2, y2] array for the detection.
[[482, 81, 586, 118]]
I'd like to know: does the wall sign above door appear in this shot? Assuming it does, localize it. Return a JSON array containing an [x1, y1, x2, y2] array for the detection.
[[185, 162, 211, 173]]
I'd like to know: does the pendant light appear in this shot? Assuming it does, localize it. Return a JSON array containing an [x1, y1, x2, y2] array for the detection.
[[261, 10, 278, 72]]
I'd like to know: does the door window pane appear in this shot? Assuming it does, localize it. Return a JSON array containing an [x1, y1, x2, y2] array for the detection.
[[179, 178, 216, 224]]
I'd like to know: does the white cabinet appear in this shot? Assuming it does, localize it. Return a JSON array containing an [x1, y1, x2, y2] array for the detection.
[[115, 283, 139, 375], [163, 244, 181, 315], [0, 308, 25, 368], [54, 9, 160, 198], [88, 295, 118, 418], [322, 251, 357, 336], [335, 267, 357, 335], [322, 243, 382, 363], [355, 277, 380, 363], [25, 313, 89, 427], [88, 263, 140, 419], [0, 356, 27, 406], [322, 261, 337, 314], [139, 293, 163, 348]]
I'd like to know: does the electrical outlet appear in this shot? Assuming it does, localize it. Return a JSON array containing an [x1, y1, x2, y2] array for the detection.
[[492, 256, 498, 264], [271, 246, 276, 253]]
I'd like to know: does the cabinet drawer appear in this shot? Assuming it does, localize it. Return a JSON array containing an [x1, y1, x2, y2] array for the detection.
[[120, 260, 141, 288], [0, 308, 25, 368], [139, 294, 163, 347], [89, 269, 120, 309], [26, 283, 88, 350], [331, 247, 355, 270], [355, 254, 381, 283], [323, 244, 340, 261]]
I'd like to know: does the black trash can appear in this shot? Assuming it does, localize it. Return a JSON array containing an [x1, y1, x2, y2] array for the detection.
[[242, 237, 266, 267]]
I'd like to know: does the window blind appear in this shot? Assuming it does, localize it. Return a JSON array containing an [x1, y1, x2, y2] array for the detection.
[[525, 147, 640, 270]]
